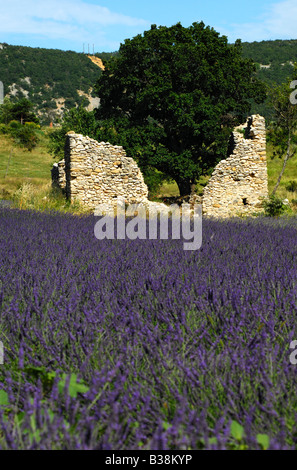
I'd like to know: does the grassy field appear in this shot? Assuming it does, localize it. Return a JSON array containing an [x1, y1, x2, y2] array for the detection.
[[266, 140, 297, 205], [0, 129, 53, 198], [0, 129, 91, 214], [1, 128, 297, 212]]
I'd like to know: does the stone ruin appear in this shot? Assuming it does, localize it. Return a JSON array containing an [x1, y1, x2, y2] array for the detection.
[[52, 132, 149, 210], [202, 114, 268, 217], [52, 114, 268, 217]]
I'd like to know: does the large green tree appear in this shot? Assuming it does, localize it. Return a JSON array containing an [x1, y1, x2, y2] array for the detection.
[[94, 22, 266, 196]]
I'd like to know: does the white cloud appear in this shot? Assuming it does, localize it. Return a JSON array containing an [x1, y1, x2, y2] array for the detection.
[[220, 0, 297, 42], [0, 0, 148, 46]]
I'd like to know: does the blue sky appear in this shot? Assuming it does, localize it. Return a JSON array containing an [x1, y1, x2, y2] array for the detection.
[[0, 0, 296, 52]]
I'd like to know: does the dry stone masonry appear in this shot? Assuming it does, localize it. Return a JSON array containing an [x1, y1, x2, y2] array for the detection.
[[52, 114, 268, 218], [52, 132, 149, 210], [202, 114, 268, 217]]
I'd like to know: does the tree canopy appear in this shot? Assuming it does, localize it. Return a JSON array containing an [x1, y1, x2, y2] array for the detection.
[[0, 98, 40, 150], [94, 22, 266, 196], [0, 98, 40, 125]]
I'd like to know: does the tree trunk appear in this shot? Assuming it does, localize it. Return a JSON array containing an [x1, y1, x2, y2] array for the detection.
[[190, 182, 196, 196], [272, 130, 291, 196], [176, 179, 191, 197]]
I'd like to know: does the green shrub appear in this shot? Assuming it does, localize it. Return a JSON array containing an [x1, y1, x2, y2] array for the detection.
[[9, 125, 39, 151], [142, 167, 170, 197], [0, 124, 8, 134], [286, 180, 297, 192], [263, 195, 287, 217], [25, 121, 41, 129], [8, 120, 21, 129]]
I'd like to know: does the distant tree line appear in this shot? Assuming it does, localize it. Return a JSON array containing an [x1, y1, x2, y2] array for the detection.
[[241, 40, 297, 65], [241, 40, 297, 118]]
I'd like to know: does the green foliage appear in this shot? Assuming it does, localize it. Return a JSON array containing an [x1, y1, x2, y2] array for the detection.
[[142, 167, 171, 197], [267, 123, 297, 162], [0, 368, 89, 448], [1, 39, 297, 124], [10, 124, 39, 151], [196, 421, 270, 450], [0, 99, 40, 151], [0, 120, 39, 152], [25, 121, 40, 129], [8, 120, 20, 129], [20, 366, 89, 398], [241, 40, 297, 119], [286, 180, 297, 192], [57, 373, 89, 398], [241, 39, 297, 66], [230, 420, 244, 441], [0, 98, 39, 125], [0, 124, 7, 134], [268, 72, 297, 194], [0, 43, 103, 124], [48, 106, 99, 160], [263, 195, 287, 217], [269, 77, 297, 140], [257, 433, 270, 450], [94, 22, 266, 195], [95, 51, 119, 62], [227, 421, 270, 450], [0, 390, 9, 406]]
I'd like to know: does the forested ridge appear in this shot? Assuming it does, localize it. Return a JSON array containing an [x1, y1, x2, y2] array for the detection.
[[240, 40, 297, 117], [0, 39, 296, 123], [0, 43, 117, 124]]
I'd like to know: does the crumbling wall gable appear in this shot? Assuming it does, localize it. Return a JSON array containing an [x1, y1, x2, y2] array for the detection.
[[202, 114, 268, 217], [52, 133, 148, 209]]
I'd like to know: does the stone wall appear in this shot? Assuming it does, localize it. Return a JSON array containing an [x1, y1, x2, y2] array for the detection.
[[202, 114, 268, 217], [52, 115, 268, 218], [53, 132, 148, 209]]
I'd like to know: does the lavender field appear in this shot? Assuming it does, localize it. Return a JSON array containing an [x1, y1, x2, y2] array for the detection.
[[0, 208, 297, 449]]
